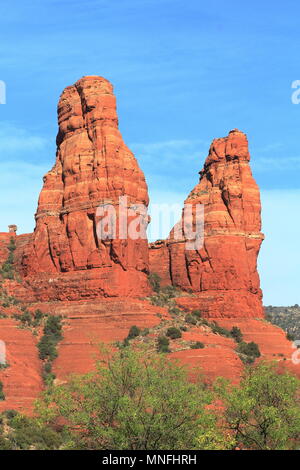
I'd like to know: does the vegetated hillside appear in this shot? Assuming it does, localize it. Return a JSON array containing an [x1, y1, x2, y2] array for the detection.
[[265, 305, 300, 341]]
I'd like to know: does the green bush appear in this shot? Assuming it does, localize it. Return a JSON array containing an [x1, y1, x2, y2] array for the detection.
[[43, 315, 63, 341], [237, 341, 261, 363], [127, 325, 141, 339], [286, 331, 295, 341], [185, 314, 197, 325], [148, 273, 161, 293], [168, 306, 181, 316], [18, 310, 32, 326], [141, 328, 150, 336], [37, 316, 63, 364], [38, 336, 58, 361], [0, 413, 65, 450], [230, 326, 243, 343], [160, 285, 178, 298], [0, 381, 5, 401], [157, 335, 170, 353], [210, 322, 231, 338], [0, 238, 16, 280], [191, 342, 205, 349], [166, 327, 182, 339], [192, 310, 202, 319]]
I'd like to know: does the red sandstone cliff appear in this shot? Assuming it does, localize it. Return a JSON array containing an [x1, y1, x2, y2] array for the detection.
[[0, 81, 298, 415], [149, 129, 264, 318], [20, 76, 150, 300]]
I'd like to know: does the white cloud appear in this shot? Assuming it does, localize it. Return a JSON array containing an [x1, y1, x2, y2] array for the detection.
[[131, 139, 208, 166], [253, 156, 300, 172], [0, 123, 49, 153]]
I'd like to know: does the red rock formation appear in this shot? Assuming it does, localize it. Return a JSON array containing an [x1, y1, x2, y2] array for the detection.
[[20, 76, 150, 300], [0, 318, 43, 414], [149, 129, 264, 318]]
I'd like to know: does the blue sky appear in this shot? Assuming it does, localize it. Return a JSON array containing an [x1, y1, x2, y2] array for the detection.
[[0, 0, 299, 305]]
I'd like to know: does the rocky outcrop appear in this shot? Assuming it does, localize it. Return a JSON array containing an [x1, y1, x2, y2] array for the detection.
[[20, 76, 150, 300], [0, 318, 43, 414], [149, 129, 264, 318]]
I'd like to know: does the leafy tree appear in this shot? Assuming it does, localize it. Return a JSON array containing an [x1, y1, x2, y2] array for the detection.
[[36, 347, 216, 450], [0, 412, 65, 450], [216, 362, 300, 450]]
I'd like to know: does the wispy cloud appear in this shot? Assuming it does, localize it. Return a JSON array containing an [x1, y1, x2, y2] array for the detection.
[[131, 139, 208, 190], [253, 156, 300, 172], [0, 123, 49, 154]]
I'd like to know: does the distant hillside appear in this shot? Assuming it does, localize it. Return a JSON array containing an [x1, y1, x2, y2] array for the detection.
[[265, 305, 300, 341]]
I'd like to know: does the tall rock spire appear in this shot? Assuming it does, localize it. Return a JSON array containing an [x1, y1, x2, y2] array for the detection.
[[21, 76, 150, 299], [150, 129, 265, 318]]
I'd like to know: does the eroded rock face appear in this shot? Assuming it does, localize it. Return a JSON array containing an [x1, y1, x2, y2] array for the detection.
[[21, 76, 150, 300], [149, 129, 264, 318]]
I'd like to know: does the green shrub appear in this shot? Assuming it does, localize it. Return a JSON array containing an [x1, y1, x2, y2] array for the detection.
[[4, 409, 18, 420], [286, 331, 295, 341], [166, 327, 182, 339], [0, 238, 16, 280], [210, 322, 231, 338], [33, 309, 45, 326], [192, 310, 202, 319], [191, 342, 205, 349], [237, 341, 261, 363], [141, 328, 150, 336], [168, 306, 181, 316], [157, 335, 170, 353], [148, 273, 161, 293], [43, 316, 63, 341], [160, 285, 178, 298], [38, 336, 58, 361], [185, 314, 197, 325], [37, 316, 63, 364], [230, 326, 243, 343], [127, 325, 141, 339], [18, 310, 32, 326], [0, 381, 5, 401]]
